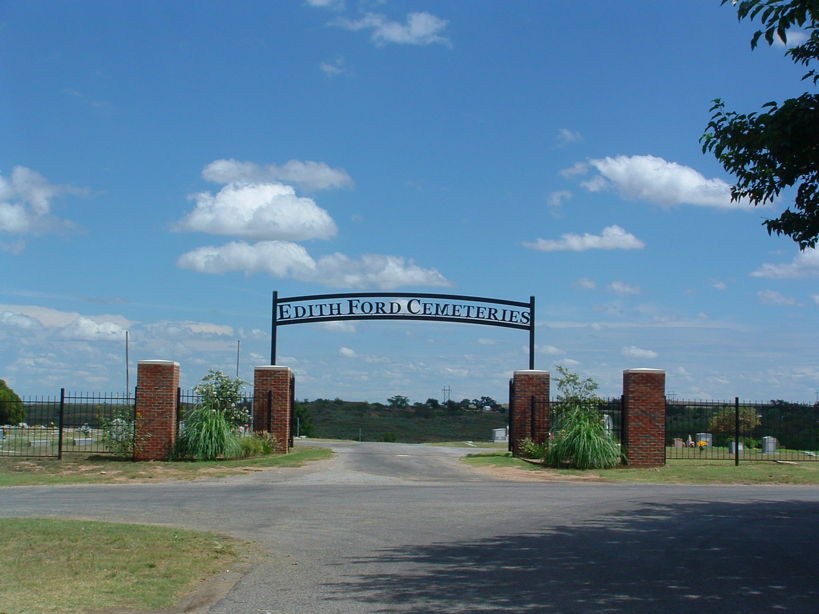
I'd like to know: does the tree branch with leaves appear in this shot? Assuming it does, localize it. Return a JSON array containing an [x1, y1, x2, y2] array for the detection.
[[701, 0, 818, 249]]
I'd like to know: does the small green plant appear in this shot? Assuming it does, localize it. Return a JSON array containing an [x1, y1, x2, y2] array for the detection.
[[100, 408, 136, 457], [381, 432, 397, 442], [518, 437, 548, 460], [238, 432, 278, 457]]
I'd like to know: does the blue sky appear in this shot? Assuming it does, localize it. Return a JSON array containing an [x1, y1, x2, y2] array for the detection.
[[1, 1, 817, 404]]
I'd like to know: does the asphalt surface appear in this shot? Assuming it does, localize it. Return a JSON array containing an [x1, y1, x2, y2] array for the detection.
[[2, 441, 818, 613]]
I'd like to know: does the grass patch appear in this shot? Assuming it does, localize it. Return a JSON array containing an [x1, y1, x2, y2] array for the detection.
[[0, 518, 248, 613], [464, 451, 819, 484], [0, 445, 332, 487]]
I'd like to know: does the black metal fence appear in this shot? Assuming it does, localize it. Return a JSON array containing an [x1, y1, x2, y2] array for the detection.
[[0, 390, 135, 458], [666, 398, 819, 462]]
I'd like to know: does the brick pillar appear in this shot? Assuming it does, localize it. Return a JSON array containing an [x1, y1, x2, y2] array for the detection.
[[622, 368, 666, 467], [254, 366, 293, 453], [509, 370, 550, 456], [134, 360, 180, 461]]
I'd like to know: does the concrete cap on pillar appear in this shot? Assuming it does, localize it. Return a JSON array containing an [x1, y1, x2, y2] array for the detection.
[[624, 368, 665, 374], [138, 360, 180, 366], [255, 365, 291, 371], [513, 369, 550, 375]]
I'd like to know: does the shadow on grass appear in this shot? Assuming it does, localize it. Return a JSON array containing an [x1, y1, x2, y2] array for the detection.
[[325, 499, 818, 613]]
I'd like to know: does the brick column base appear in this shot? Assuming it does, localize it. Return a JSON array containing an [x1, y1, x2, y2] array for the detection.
[[134, 360, 180, 461], [622, 368, 666, 467], [509, 370, 550, 456], [254, 366, 293, 453]]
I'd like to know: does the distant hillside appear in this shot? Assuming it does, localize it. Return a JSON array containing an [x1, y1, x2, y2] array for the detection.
[[296, 399, 508, 443]]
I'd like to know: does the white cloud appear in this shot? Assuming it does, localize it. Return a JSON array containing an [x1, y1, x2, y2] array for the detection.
[[538, 345, 565, 355], [608, 281, 640, 296], [178, 240, 316, 277], [712, 280, 727, 290], [559, 162, 588, 178], [573, 277, 597, 290], [621, 345, 658, 359], [319, 321, 357, 333], [524, 225, 644, 252], [757, 290, 798, 306], [306, 252, 451, 289], [320, 57, 350, 77], [547, 190, 572, 207], [0, 304, 132, 329], [811, 294, 819, 305], [202, 159, 353, 191], [334, 12, 450, 46], [339, 346, 357, 358], [555, 128, 582, 146], [580, 155, 743, 208], [306, 0, 344, 8], [0, 166, 85, 240], [177, 182, 338, 241], [177, 241, 451, 289], [751, 248, 819, 278], [60, 317, 126, 341], [0, 311, 41, 331]]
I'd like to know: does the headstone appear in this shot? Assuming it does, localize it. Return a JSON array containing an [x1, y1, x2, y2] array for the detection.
[[696, 432, 713, 446], [729, 441, 744, 454], [762, 436, 777, 454], [492, 427, 508, 443], [673, 438, 684, 448]]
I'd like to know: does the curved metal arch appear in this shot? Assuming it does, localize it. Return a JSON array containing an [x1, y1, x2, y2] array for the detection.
[[271, 291, 536, 369]]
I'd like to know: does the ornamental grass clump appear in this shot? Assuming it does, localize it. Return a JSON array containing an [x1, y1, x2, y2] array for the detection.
[[175, 405, 242, 461], [173, 370, 249, 461], [545, 366, 622, 470]]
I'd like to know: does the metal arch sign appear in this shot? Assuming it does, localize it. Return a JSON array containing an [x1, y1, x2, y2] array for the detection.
[[271, 291, 536, 369]]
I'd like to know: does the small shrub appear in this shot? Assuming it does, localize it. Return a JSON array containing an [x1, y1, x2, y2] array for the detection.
[[381, 432, 397, 442], [519, 437, 548, 460], [194, 370, 250, 427], [238, 432, 278, 458], [0, 380, 25, 426], [100, 408, 136, 457]]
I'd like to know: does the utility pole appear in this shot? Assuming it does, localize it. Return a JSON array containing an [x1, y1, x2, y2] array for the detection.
[[236, 340, 240, 378], [125, 330, 130, 395], [442, 385, 451, 404]]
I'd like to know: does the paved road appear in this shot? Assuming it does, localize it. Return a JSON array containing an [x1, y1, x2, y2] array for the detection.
[[3, 441, 818, 613]]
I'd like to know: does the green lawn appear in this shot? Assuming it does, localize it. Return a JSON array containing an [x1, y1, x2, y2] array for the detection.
[[464, 451, 819, 484], [0, 518, 251, 613], [0, 445, 332, 487]]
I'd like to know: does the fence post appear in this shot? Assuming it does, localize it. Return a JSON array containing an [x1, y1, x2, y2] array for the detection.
[[734, 396, 740, 467], [57, 388, 65, 460]]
